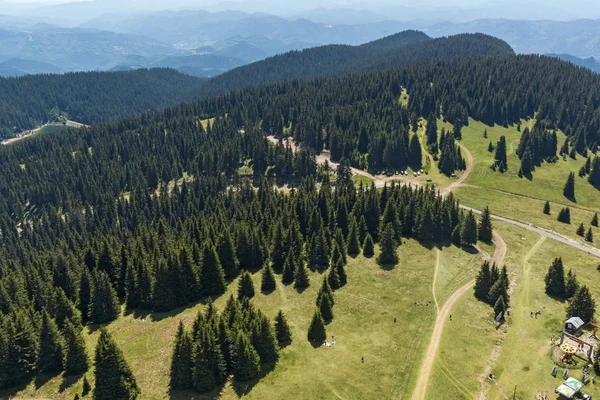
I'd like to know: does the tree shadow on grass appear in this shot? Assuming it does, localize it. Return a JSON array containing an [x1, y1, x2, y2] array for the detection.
[[35, 371, 60, 390], [127, 297, 215, 323], [232, 363, 277, 397], [379, 262, 397, 271], [59, 373, 84, 393], [459, 245, 480, 255]]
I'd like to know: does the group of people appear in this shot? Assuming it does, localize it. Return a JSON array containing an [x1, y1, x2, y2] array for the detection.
[[322, 336, 337, 347], [530, 310, 542, 318]]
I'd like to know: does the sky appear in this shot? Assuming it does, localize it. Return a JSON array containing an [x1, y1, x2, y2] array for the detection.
[[1, 0, 598, 21]]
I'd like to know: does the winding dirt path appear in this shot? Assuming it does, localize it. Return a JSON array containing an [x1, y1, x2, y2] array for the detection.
[[412, 231, 507, 400], [441, 144, 474, 196]]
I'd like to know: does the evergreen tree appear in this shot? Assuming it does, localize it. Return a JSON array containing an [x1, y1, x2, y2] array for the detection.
[[251, 314, 279, 364], [63, 319, 89, 375], [586, 227, 594, 243], [231, 331, 261, 382], [200, 245, 227, 297], [478, 206, 493, 242], [318, 292, 334, 321], [38, 311, 65, 373], [261, 264, 276, 293], [543, 201, 551, 215], [577, 223, 585, 237], [327, 266, 341, 291], [563, 172, 576, 199], [493, 296, 507, 317], [335, 258, 347, 287], [94, 329, 140, 400], [588, 156, 600, 188], [494, 136, 508, 172], [488, 141, 494, 153], [566, 286, 596, 322], [362, 233, 375, 257], [218, 230, 240, 280], [78, 268, 93, 324], [169, 321, 193, 390], [377, 223, 398, 265], [192, 332, 226, 393], [347, 219, 361, 255], [270, 223, 286, 273], [293, 262, 310, 291], [307, 310, 327, 343], [557, 207, 571, 224], [592, 213, 599, 227], [460, 211, 478, 247], [545, 257, 566, 298], [408, 134, 422, 169], [451, 224, 462, 246], [565, 269, 579, 299], [281, 254, 296, 285], [152, 259, 177, 312], [90, 270, 120, 324], [237, 272, 255, 300], [488, 277, 509, 308], [274, 310, 292, 348], [474, 261, 493, 302], [317, 276, 335, 307]]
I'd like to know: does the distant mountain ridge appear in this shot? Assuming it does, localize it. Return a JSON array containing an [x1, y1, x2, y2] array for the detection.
[[199, 32, 514, 97]]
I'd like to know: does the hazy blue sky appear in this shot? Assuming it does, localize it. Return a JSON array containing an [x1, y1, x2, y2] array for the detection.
[[2, 0, 598, 21]]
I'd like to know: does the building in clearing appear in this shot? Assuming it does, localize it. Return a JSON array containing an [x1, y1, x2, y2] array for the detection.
[[564, 317, 585, 334]]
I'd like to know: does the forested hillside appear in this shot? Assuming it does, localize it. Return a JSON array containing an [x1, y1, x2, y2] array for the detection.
[[0, 68, 202, 138], [198, 33, 514, 97], [1, 34, 600, 397]]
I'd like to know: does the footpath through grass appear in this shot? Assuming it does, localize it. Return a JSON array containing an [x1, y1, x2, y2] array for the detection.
[[5, 239, 483, 400], [430, 221, 600, 400]]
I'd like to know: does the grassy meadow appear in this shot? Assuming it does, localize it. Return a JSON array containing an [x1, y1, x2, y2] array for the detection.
[[4, 239, 486, 400]]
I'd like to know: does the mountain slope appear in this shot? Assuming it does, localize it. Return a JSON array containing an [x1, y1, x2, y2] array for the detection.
[[0, 68, 202, 138], [199, 32, 514, 97]]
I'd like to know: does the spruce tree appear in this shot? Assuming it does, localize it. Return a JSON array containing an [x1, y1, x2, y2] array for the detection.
[[90, 270, 120, 324], [200, 245, 227, 297], [488, 277, 509, 308], [274, 310, 292, 348], [586, 228, 594, 243], [63, 319, 89, 375], [363, 233, 375, 257], [38, 311, 65, 373], [231, 331, 261, 382], [327, 266, 341, 291], [563, 172, 576, 199], [377, 223, 398, 265], [565, 269, 579, 299], [493, 296, 506, 317], [251, 314, 279, 364], [317, 277, 335, 307], [318, 292, 334, 321], [566, 286, 596, 322], [474, 261, 492, 302], [94, 329, 140, 400], [293, 262, 310, 291], [237, 272, 255, 300], [460, 211, 478, 247], [307, 310, 327, 343], [545, 258, 566, 298], [270, 223, 286, 273], [218, 230, 240, 280], [557, 207, 571, 224], [152, 259, 177, 312], [347, 218, 361, 255], [78, 268, 93, 324], [592, 213, 599, 227], [494, 136, 508, 172], [169, 321, 193, 390], [335, 258, 347, 287], [543, 201, 551, 215], [281, 254, 296, 285], [261, 264, 276, 293], [478, 206, 493, 242], [451, 224, 462, 246], [192, 333, 226, 393], [577, 223, 585, 237]]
